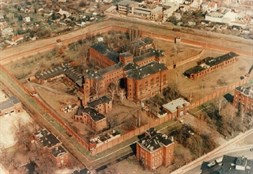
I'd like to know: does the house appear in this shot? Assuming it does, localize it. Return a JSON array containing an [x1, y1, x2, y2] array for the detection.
[[34, 128, 61, 149], [136, 128, 174, 170], [51, 145, 69, 167]]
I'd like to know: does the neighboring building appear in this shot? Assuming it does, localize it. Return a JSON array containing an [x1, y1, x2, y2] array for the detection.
[[51, 145, 69, 167], [34, 129, 69, 167], [117, 0, 163, 21], [201, 155, 253, 174], [0, 96, 23, 116], [184, 52, 238, 79], [136, 128, 174, 170], [233, 86, 253, 113], [74, 107, 108, 132], [205, 9, 247, 27], [162, 98, 189, 118], [34, 128, 61, 149]]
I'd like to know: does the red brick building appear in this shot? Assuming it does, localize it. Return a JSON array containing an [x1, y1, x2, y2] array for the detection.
[[85, 42, 168, 102], [51, 145, 69, 168], [88, 96, 112, 114], [233, 86, 253, 113], [34, 129, 69, 167], [184, 52, 238, 79], [74, 107, 108, 132], [136, 128, 174, 170], [126, 62, 168, 101]]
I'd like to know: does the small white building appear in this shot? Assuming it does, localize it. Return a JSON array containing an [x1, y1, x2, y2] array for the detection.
[[162, 98, 189, 118]]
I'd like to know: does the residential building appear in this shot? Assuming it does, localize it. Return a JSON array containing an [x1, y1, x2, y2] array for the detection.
[[34, 129, 69, 167], [51, 145, 69, 167], [233, 86, 253, 113], [117, 0, 163, 21], [34, 128, 61, 149], [184, 52, 238, 79], [162, 98, 190, 118], [136, 128, 174, 170]]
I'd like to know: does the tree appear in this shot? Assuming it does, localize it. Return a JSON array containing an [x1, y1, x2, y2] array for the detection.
[[108, 83, 117, 101]]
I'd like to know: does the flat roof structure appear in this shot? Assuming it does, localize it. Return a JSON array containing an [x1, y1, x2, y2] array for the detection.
[[35, 63, 83, 86], [0, 96, 20, 111], [127, 62, 167, 80], [34, 128, 61, 148], [162, 98, 189, 113], [91, 43, 119, 63], [235, 86, 253, 99], [76, 107, 105, 121], [88, 96, 111, 108], [51, 145, 68, 157], [184, 52, 238, 77], [138, 128, 173, 152]]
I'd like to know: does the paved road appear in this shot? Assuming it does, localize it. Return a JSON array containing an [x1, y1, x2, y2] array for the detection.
[[171, 129, 253, 174]]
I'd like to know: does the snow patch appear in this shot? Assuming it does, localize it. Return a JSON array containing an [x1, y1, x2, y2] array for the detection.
[[0, 111, 32, 149]]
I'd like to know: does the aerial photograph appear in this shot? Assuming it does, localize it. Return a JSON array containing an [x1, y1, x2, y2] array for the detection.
[[0, 0, 252, 174]]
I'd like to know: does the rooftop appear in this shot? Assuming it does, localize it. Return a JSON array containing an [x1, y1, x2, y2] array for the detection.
[[34, 128, 61, 148], [91, 43, 119, 63], [118, 0, 134, 6], [73, 168, 90, 174], [134, 49, 163, 63], [202, 52, 238, 67], [138, 128, 173, 152], [184, 52, 238, 77], [35, 63, 83, 86], [98, 63, 122, 76], [127, 62, 167, 80], [236, 86, 253, 99], [162, 98, 189, 113], [0, 96, 20, 111], [88, 96, 111, 108], [132, 37, 154, 48], [76, 107, 105, 121], [51, 145, 67, 157]]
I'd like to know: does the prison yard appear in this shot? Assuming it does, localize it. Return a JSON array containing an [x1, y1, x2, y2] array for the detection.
[[1, 23, 252, 173]]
